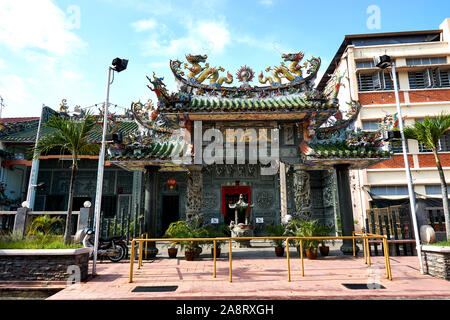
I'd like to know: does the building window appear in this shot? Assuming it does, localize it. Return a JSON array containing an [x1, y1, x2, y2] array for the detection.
[[408, 68, 450, 89], [425, 184, 449, 195], [418, 129, 450, 152], [358, 72, 397, 92], [370, 185, 409, 196], [356, 60, 375, 69], [391, 141, 408, 154], [406, 57, 447, 66], [361, 120, 381, 131]]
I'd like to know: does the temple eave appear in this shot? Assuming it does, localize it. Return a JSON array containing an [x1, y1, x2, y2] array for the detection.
[[305, 156, 390, 169]]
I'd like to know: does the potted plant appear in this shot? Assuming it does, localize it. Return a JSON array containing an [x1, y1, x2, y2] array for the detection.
[[285, 219, 322, 259], [163, 221, 186, 259], [265, 224, 286, 257], [317, 222, 335, 257], [205, 225, 228, 258], [165, 219, 208, 261]]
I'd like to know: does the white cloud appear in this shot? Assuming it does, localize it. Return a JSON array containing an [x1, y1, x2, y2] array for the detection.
[[259, 0, 274, 6], [131, 18, 157, 32], [0, 75, 30, 106], [0, 0, 86, 56], [140, 19, 230, 57], [0, 59, 4, 69]]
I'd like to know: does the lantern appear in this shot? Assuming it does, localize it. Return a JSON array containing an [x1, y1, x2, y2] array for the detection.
[[167, 177, 177, 189]]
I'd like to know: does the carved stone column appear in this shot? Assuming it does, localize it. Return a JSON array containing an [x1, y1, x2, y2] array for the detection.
[[185, 165, 203, 224], [335, 164, 359, 255], [144, 166, 158, 258], [292, 166, 312, 219]]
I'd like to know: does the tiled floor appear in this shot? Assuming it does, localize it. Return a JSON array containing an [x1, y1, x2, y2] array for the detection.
[[47, 245, 450, 300]]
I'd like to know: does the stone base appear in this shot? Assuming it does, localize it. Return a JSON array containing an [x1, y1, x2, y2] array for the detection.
[[0, 248, 91, 281], [340, 241, 360, 255], [422, 245, 450, 280], [231, 224, 253, 248], [144, 246, 159, 259]]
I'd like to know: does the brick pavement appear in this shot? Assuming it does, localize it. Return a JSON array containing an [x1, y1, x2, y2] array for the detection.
[[46, 245, 450, 300]]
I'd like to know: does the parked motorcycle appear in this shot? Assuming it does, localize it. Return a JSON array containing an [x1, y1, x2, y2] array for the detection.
[[75, 228, 129, 262]]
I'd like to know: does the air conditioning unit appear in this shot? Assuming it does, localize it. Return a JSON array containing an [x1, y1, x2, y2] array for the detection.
[[382, 130, 402, 141], [373, 55, 392, 69]]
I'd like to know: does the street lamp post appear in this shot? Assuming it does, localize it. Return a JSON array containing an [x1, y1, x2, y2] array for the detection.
[[374, 55, 424, 274], [25, 104, 45, 211], [92, 58, 128, 276]]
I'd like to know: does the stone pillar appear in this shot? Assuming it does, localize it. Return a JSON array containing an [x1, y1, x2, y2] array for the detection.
[[143, 166, 158, 258], [335, 164, 359, 255], [185, 165, 203, 224], [131, 170, 143, 234], [292, 166, 312, 219], [78, 206, 93, 231], [13, 207, 28, 238], [279, 162, 288, 223]]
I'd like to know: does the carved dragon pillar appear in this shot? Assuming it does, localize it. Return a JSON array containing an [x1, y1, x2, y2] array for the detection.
[[185, 165, 204, 224], [292, 166, 312, 219]]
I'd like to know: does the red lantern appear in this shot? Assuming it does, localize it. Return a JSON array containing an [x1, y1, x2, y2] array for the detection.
[[167, 177, 177, 189]]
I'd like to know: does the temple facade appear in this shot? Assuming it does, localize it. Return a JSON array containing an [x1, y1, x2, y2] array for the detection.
[[0, 51, 393, 254], [103, 52, 392, 253]]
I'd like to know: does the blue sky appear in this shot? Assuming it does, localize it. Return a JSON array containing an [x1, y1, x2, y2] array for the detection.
[[0, 0, 449, 117]]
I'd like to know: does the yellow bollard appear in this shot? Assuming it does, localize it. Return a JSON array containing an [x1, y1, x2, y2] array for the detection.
[[229, 239, 232, 283], [363, 235, 367, 264], [383, 237, 392, 280], [213, 240, 217, 278], [129, 240, 136, 283], [300, 239, 304, 277], [352, 233, 356, 257], [145, 233, 148, 260], [138, 239, 143, 269], [286, 237, 291, 282], [366, 236, 371, 267]]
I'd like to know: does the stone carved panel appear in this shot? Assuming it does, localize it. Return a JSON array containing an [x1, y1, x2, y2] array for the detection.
[[185, 168, 203, 223], [202, 191, 218, 210], [255, 190, 274, 209], [293, 169, 312, 220]]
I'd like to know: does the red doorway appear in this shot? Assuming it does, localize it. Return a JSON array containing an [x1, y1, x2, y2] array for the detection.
[[222, 186, 251, 225]]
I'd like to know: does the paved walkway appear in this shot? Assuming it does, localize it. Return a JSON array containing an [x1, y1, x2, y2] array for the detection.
[[47, 243, 450, 300]]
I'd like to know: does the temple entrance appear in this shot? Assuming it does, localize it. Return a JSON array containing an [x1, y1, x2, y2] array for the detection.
[[161, 195, 179, 235], [222, 186, 251, 225]]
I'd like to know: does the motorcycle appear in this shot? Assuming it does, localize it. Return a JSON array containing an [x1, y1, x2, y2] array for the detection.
[[75, 228, 129, 262]]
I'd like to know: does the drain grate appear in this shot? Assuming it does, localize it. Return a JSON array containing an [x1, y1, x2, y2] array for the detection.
[[132, 286, 178, 293], [342, 283, 386, 290]]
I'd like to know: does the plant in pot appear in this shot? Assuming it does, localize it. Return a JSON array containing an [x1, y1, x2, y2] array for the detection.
[[265, 223, 286, 257], [205, 225, 228, 258], [317, 222, 335, 257], [286, 219, 322, 259], [163, 221, 187, 259]]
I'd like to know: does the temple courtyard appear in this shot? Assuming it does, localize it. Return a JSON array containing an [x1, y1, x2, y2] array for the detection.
[[38, 242, 450, 300]]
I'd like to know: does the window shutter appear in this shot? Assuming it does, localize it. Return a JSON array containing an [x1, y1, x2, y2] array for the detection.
[[372, 72, 381, 90], [430, 68, 440, 88], [423, 69, 432, 88]]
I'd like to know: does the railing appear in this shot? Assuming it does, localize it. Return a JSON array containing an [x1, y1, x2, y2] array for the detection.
[[128, 234, 392, 284], [0, 210, 82, 235], [365, 205, 415, 256]]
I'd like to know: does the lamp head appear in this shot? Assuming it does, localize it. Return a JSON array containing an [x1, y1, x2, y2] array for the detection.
[[111, 58, 128, 72]]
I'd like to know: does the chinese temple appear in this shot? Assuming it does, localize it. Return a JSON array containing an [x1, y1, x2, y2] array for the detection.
[[104, 52, 392, 254]]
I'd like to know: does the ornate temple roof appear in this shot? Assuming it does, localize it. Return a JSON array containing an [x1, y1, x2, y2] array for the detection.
[[0, 52, 393, 170], [147, 52, 337, 123]]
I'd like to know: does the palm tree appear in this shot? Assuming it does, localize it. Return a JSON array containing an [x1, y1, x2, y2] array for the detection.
[[34, 113, 100, 244], [404, 113, 450, 240]]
